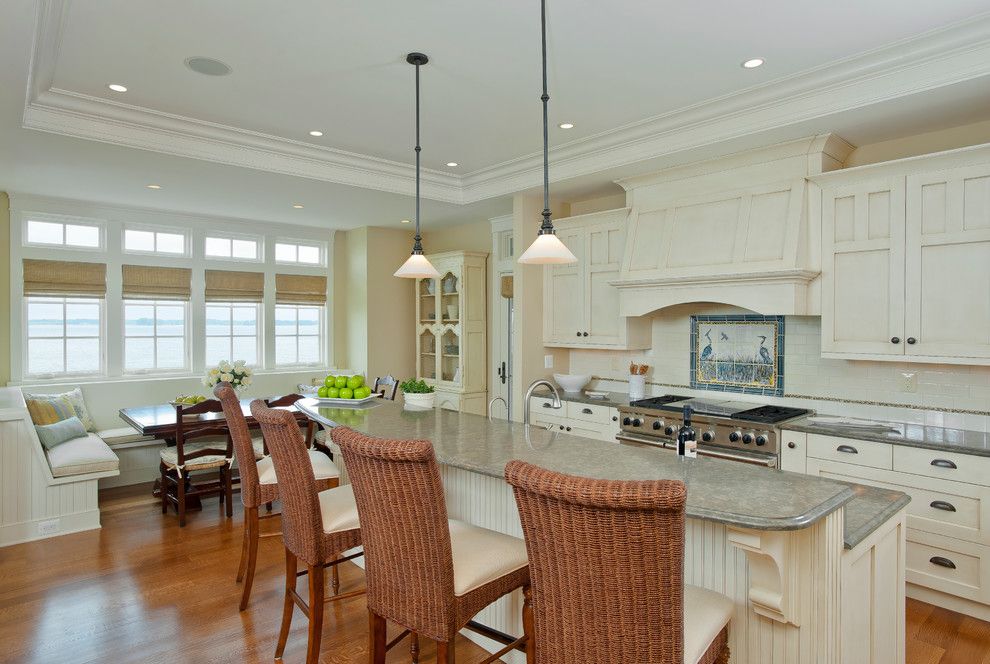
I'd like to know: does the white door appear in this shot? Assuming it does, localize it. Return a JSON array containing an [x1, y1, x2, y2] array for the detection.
[[490, 269, 513, 420], [543, 227, 585, 344], [585, 219, 626, 345], [821, 177, 906, 356], [906, 164, 990, 360]]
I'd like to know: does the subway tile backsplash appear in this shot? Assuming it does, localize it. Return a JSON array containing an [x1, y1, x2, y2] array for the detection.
[[568, 305, 990, 431]]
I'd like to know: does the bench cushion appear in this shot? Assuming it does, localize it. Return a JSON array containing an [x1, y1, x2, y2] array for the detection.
[[45, 433, 120, 478], [96, 426, 153, 446]]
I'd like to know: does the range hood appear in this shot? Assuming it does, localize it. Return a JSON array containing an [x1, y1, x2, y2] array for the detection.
[[610, 134, 853, 316]]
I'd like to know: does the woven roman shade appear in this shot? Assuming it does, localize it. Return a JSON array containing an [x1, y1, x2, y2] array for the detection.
[[122, 265, 192, 300], [23, 259, 107, 297], [205, 270, 264, 302], [275, 273, 327, 305]]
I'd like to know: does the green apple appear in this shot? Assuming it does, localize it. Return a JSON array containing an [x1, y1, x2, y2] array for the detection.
[[355, 386, 371, 399], [347, 375, 365, 390], [339, 387, 353, 399], [317, 386, 329, 398], [334, 376, 348, 389], [324, 375, 336, 387], [327, 387, 340, 398]]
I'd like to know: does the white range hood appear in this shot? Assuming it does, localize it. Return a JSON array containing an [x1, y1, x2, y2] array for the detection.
[[609, 134, 853, 316]]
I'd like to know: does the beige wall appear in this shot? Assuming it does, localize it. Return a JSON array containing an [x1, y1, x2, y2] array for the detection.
[[0, 193, 8, 385], [845, 118, 990, 167], [568, 192, 626, 216]]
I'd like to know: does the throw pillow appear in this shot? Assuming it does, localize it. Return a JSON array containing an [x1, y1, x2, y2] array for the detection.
[[25, 396, 78, 426], [35, 416, 88, 450], [24, 387, 96, 431]]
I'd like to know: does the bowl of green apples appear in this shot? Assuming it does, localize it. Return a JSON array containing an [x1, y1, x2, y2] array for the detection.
[[314, 374, 379, 405]]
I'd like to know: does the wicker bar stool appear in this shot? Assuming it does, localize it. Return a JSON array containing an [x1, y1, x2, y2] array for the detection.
[[249, 401, 364, 664], [332, 426, 534, 664], [213, 384, 342, 611], [504, 460, 733, 664]]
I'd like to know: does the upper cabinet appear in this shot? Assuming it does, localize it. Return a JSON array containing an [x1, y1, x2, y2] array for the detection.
[[816, 146, 990, 364], [544, 208, 651, 349]]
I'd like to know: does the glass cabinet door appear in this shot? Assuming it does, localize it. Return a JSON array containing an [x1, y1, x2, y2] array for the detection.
[[440, 272, 459, 323], [440, 329, 461, 383], [419, 278, 438, 324], [419, 329, 437, 380]]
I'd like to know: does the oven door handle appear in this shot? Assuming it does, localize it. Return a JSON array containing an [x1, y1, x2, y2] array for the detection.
[[616, 434, 777, 468]]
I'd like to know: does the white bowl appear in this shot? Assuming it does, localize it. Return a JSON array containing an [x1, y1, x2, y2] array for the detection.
[[553, 373, 591, 393]]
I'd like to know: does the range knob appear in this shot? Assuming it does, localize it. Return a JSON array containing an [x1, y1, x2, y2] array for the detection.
[[728, 431, 742, 442], [632, 418, 643, 427], [755, 434, 769, 447], [652, 420, 663, 431], [742, 433, 755, 445], [664, 425, 676, 436], [622, 417, 632, 426], [701, 430, 715, 443]]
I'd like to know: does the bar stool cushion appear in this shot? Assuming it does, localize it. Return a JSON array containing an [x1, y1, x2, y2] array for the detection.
[[449, 519, 529, 597], [684, 584, 734, 664], [318, 484, 360, 534], [257, 451, 340, 485]]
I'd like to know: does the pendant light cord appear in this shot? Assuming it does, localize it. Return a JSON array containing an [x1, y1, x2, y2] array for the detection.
[[539, 0, 553, 233], [413, 60, 424, 253]]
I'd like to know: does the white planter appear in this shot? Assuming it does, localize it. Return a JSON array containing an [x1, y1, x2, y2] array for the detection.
[[403, 392, 436, 409]]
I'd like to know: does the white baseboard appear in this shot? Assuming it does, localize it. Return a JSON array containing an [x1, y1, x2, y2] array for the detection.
[[0, 509, 101, 548]]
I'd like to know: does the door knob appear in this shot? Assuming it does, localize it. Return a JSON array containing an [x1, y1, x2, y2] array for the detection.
[[890, 337, 901, 344]]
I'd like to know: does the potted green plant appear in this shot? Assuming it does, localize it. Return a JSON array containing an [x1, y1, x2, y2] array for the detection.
[[400, 378, 436, 409]]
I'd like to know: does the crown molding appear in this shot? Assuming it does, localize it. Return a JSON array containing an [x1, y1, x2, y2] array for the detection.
[[21, 1, 990, 206]]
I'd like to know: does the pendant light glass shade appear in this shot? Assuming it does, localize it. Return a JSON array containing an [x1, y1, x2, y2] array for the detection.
[[394, 251, 441, 279], [517, 231, 576, 264], [395, 52, 440, 280]]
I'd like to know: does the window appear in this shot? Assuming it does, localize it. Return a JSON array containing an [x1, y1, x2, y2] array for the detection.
[[275, 240, 324, 266], [205, 234, 262, 261], [25, 297, 102, 376], [274, 304, 323, 366], [123, 300, 188, 372], [25, 217, 102, 249], [205, 302, 261, 366], [124, 228, 187, 255]]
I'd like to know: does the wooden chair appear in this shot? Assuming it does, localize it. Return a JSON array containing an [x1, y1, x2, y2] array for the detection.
[[372, 374, 400, 401], [159, 399, 233, 527], [214, 384, 342, 611], [264, 393, 317, 452], [504, 460, 733, 664], [332, 426, 534, 664], [249, 400, 364, 664]]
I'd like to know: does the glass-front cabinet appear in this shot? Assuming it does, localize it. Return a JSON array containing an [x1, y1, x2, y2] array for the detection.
[[415, 251, 488, 415]]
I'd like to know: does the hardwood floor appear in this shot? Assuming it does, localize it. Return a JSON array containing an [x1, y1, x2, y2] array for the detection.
[[1, 483, 987, 664], [0, 484, 494, 664]]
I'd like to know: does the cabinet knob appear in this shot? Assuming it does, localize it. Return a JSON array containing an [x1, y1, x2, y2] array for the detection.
[[559, 425, 565, 431], [890, 337, 901, 344], [907, 337, 917, 345], [787, 442, 796, 449], [582, 408, 593, 414], [576, 331, 581, 337], [565, 426, 571, 432], [582, 332, 589, 337], [612, 416, 618, 422]]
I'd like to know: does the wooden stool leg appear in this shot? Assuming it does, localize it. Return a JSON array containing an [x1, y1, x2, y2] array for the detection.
[[236, 508, 251, 583], [176, 469, 186, 527], [239, 507, 259, 611], [368, 610, 387, 664], [275, 548, 296, 659], [224, 466, 233, 518], [523, 584, 535, 664], [436, 640, 453, 664], [410, 632, 420, 663], [331, 559, 340, 595], [306, 565, 325, 664]]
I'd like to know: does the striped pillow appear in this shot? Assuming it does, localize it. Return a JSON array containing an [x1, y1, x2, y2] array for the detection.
[[26, 397, 78, 426], [24, 387, 95, 431], [35, 416, 88, 450]]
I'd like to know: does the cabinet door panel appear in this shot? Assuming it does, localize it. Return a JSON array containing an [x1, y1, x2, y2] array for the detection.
[[543, 229, 585, 344], [906, 165, 990, 359], [585, 221, 625, 344], [821, 178, 906, 355]]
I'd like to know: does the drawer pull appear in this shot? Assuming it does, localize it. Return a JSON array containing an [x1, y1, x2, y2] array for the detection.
[[931, 459, 958, 470], [929, 556, 957, 570], [612, 416, 618, 422], [582, 408, 593, 414], [559, 425, 565, 431], [930, 500, 957, 512], [542, 402, 553, 408], [836, 445, 859, 454], [565, 426, 572, 432]]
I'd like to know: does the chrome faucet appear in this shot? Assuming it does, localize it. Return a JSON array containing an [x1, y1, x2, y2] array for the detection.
[[487, 396, 507, 421], [523, 379, 562, 425]]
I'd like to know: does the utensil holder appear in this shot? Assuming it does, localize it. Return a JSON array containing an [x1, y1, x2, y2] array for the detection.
[[629, 375, 646, 400]]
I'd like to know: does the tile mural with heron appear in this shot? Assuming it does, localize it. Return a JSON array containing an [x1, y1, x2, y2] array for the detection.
[[690, 315, 784, 396]]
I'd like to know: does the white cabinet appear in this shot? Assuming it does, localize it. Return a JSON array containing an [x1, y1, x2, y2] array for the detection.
[[816, 148, 990, 364], [543, 209, 650, 349], [528, 396, 620, 443]]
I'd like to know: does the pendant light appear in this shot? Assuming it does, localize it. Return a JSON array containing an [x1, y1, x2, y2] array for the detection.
[[517, 0, 577, 265], [394, 52, 441, 279]]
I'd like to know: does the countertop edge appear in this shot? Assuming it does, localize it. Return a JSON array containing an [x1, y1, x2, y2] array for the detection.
[[783, 420, 990, 458], [843, 493, 912, 550]]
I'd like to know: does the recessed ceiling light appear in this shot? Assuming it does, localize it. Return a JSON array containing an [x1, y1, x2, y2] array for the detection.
[[400, 219, 411, 224], [292, 204, 304, 209], [446, 162, 458, 167], [146, 184, 162, 189], [108, 84, 128, 92], [309, 130, 324, 137], [558, 123, 574, 129], [741, 58, 765, 69], [184, 56, 232, 77]]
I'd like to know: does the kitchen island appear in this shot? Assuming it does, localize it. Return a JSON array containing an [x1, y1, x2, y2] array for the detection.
[[299, 399, 909, 664]]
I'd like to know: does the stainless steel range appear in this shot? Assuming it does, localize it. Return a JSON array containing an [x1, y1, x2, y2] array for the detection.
[[615, 395, 811, 468]]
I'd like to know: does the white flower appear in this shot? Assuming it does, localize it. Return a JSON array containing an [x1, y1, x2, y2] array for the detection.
[[243, 366, 253, 375], [234, 359, 246, 367], [220, 372, 234, 382], [242, 376, 252, 385], [219, 360, 232, 373], [201, 377, 210, 386], [209, 368, 220, 377]]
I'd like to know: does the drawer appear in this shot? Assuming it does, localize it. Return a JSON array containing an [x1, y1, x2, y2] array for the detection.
[[565, 400, 614, 424], [530, 396, 565, 417], [806, 434, 893, 469], [894, 446, 990, 487], [436, 393, 461, 412], [907, 529, 989, 603]]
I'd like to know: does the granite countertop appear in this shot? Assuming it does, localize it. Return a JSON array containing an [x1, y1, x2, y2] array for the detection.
[[297, 399, 910, 547], [537, 389, 631, 408], [784, 415, 990, 458]]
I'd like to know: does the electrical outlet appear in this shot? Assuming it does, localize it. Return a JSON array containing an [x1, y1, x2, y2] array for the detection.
[[544, 355, 554, 369], [899, 372, 918, 393], [37, 518, 60, 536]]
